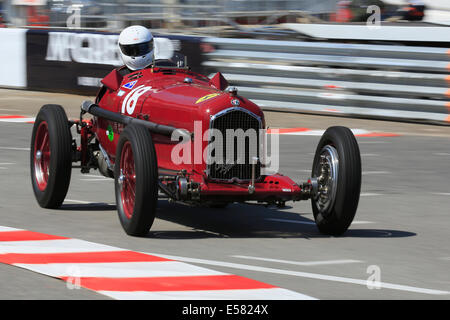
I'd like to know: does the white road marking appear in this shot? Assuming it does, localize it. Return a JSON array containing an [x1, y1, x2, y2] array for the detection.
[[65, 199, 92, 204], [231, 255, 363, 266], [99, 288, 315, 300], [152, 254, 450, 296], [0, 108, 20, 111], [0, 117, 35, 123], [80, 174, 108, 179], [0, 97, 45, 101], [0, 226, 23, 232], [80, 178, 112, 182], [362, 171, 391, 175], [358, 141, 390, 144], [361, 154, 380, 157], [0, 163, 14, 165], [360, 193, 383, 197], [265, 218, 373, 225], [16, 261, 225, 278], [0, 239, 125, 254], [431, 193, 450, 196], [0, 147, 30, 151]]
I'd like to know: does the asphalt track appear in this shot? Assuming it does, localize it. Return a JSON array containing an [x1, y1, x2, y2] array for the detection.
[[0, 89, 450, 300]]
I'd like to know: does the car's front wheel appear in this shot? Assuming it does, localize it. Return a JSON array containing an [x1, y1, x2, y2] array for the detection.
[[114, 124, 158, 236], [30, 104, 72, 208], [311, 126, 361, 236]]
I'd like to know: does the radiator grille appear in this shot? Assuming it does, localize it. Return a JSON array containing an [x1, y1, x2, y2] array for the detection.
[[208, 108, 261, 181]]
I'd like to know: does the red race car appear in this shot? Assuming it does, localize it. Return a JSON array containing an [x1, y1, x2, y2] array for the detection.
[[30, 55, 361, 237]]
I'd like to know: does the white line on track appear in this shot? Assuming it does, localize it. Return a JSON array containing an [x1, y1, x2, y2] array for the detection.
[[358, 141, 391, 144], [0, 96, 44, 100], [79, 178, 112, 182], [0, 117, 35, 123], [265, 218, 373, 225], [431, 193, 450, 196], [231, 256, 363, 266], [16, 261, 225, 278], [99, 288, 313, 300], [360, 193, 383, 197], [80, 174, 108, 179], [150, 254, 450, 296], [0, 226, 23, 232], [0, 239, 124, 254], [64, 199, 114, 206], [0, 146, 30, 151], [362, 171, 391, 175], [65, 199, 92, 204], [0, 163, 14, 165]]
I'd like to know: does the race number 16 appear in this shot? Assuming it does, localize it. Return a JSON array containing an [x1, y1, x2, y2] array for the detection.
[[121, 85, 152, 115]]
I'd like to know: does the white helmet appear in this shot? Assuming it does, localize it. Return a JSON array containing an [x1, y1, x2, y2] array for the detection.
[[118, 25, 154, 71]]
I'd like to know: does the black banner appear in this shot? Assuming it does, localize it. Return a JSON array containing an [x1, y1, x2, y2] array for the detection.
[[26, 29, 205, 95]]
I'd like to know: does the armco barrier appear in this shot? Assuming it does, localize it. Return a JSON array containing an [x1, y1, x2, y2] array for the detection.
[[202, 37, 450, 124]]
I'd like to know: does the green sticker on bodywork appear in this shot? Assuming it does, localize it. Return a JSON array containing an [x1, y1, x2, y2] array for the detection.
[[106, 124, 114, 141]]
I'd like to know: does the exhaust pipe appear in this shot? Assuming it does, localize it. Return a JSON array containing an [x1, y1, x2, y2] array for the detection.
[[81, 100, 191, 140]]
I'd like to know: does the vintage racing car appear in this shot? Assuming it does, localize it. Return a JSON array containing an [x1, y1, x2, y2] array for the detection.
[[30, 54, 361, 237]]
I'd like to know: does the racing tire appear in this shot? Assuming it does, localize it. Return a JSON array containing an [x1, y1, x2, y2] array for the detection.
[[311, 126, 361, 236], [115, 124, 158, 236], [30, 104, 72, 208]]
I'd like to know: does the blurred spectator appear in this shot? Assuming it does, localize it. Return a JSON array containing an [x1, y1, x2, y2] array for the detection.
[[333, 1, 353, 23], [399, 1, 426, 21], [27, 6, 49, 27]]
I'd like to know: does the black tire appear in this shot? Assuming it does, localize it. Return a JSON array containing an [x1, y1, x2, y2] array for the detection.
[[114, 124, 158, 236], [311, 126, 361, 236], [30, 104, 72, 208]]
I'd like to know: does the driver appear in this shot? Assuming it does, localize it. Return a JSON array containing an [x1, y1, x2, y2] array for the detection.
[[100, 25, 177, 92], [118, 25, 154, 72]]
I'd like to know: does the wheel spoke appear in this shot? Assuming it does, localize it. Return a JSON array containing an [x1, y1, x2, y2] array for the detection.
[[40, 131, 48, 151]]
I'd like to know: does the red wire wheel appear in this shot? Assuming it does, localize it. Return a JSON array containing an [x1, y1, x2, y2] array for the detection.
[[119, 141, 136, 219], [115, 124, 158, 236], [33, 121, 51, 191], [30, 104, 72, 208]]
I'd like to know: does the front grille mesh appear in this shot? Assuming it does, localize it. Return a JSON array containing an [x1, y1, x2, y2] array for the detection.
[[208, 109, 261, 181]]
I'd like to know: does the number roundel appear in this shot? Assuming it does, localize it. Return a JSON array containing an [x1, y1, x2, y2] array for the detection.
[[121, 85, 153, 115]]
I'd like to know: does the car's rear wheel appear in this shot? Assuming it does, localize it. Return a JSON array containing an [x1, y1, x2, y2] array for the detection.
[[30, 104, 72, 208], [311, 126, 361, 236], [115, 124, 158, 236]]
